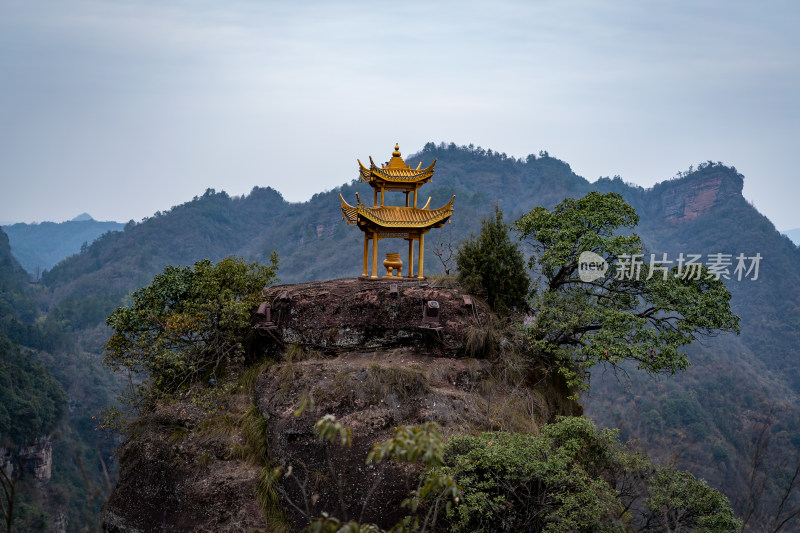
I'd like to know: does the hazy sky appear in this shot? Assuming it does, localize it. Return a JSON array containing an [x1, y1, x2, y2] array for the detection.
[[1, 1, 799, 229]]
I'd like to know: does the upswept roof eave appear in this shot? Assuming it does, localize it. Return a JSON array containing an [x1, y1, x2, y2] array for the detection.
[[353, 195, 455, 229], [357, 158, 437, 184], [339, 193, 358, 225]]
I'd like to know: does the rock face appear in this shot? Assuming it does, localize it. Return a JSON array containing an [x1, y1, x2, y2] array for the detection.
[[102, 278, 562, 532], [0, 447, 16, 480], [257, 277, 489, 356], [102, 399, 266, 532], [20, 437, 53, 481], [256, 350, 508, 530], [657, 168, 744, 224], [2, 438, 54, 483]]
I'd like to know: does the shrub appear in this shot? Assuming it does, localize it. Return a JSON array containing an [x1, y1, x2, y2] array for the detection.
[[439, 416, 740, 532], [103, 254, 279, 398], [456, 206, 529, 313]]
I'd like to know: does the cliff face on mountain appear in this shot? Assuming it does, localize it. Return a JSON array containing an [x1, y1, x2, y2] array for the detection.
[[656, 171, 743, 224], [0, 437, 54, 489], [103, 278, 566, 532], [19, 437, 54, 481]]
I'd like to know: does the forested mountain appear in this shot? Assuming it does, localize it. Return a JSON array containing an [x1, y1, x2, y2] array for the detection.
[[585, 165, 800, 521], [2, 216, 124, 275], [17, 142, 800, 525], [0, 227, 118, 531], [0, 227, 36, 324]]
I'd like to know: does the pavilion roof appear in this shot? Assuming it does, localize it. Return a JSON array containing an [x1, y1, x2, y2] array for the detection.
[[358, 144, 436, 185], [340, 194, 455, 230]]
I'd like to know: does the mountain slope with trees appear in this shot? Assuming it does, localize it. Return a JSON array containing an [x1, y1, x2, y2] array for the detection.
[[0, 226, 118, 531], [29, 142, 800, 525]]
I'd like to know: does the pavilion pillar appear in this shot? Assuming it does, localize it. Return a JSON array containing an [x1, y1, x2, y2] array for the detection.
[[413, 187, 418, 207], [407, 238, 415, 278], [362, 233, 369, 277], [373, 189, 377, 206], [380, 187, 385, 206], [371, 232, 379, 279], [405, 192, 409, 207], [417, 233, 425, 279]]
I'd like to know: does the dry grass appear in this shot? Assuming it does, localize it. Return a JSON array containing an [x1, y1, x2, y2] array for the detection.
[[196, 452, 212, 468], [168, 426, 189, 443], [490, 390, 547, 433], [234, 404, 270, 466], [427, 274, 460, 288], [285, 342, 304, 362], [273, 343, 327, 402], [197, 413, 239, 438], [364, 364, 429, 403], [312, 369, 351, 406], [464, 317, 499, 359], [239, 359, 275, 391], [274, 362, 298, 402], [490, 348, 530, 385], [309, 362, 430, 410]]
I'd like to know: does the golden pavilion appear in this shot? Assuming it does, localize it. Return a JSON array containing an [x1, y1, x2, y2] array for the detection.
[[340, 143, 455, 279]]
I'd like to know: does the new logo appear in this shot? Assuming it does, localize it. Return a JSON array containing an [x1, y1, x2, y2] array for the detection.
[[578, 251, 608, 282]]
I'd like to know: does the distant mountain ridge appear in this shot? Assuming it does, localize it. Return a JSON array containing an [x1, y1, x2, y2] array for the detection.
[[2, 216, 125, 274]]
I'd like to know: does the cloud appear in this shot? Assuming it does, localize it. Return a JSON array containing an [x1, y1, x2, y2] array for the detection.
[[0, 0, 798, 227]]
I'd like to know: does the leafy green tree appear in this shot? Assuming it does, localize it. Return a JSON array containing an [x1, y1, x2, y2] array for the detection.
[[514, 192, 740, 390], [641, 467, 742, 531], [456, 206, 529, 312], [439, 416, 740, 532], [103, 254, 279, 398]]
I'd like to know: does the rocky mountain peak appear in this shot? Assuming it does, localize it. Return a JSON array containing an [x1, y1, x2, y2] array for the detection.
[[655, 166, 744, 224]]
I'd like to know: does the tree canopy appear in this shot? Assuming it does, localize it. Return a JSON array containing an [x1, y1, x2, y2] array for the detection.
[[456, 206, 529, 312], [0, 335, 67, 447], [514, 192, 740, 389], [440, 417, 741, 532], [104, 254, 279, 397]]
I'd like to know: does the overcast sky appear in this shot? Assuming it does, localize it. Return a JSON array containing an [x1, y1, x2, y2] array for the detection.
[[1, 0, 798, 230]]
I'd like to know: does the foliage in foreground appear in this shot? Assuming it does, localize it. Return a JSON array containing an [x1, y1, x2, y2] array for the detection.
[[297, 416, 739, 533], [441, 416, 740, 532], [302, 419, 459, 533], [514, 192, 740, 390], [103, 254, 279, 399]]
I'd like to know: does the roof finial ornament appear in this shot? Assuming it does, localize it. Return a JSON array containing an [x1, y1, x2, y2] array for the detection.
[[393, 143, 401, 157]]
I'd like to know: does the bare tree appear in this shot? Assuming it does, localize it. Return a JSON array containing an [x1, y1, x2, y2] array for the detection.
[[432, 226, 456, 275], [740, 406, 800, 532], [0, 456, 23, 533]]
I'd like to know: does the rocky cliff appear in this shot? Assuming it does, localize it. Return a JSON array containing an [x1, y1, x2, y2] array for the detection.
[[102, 278, 568, 532], [650, 165, 744, 224], [20, 437, 53, 481]]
